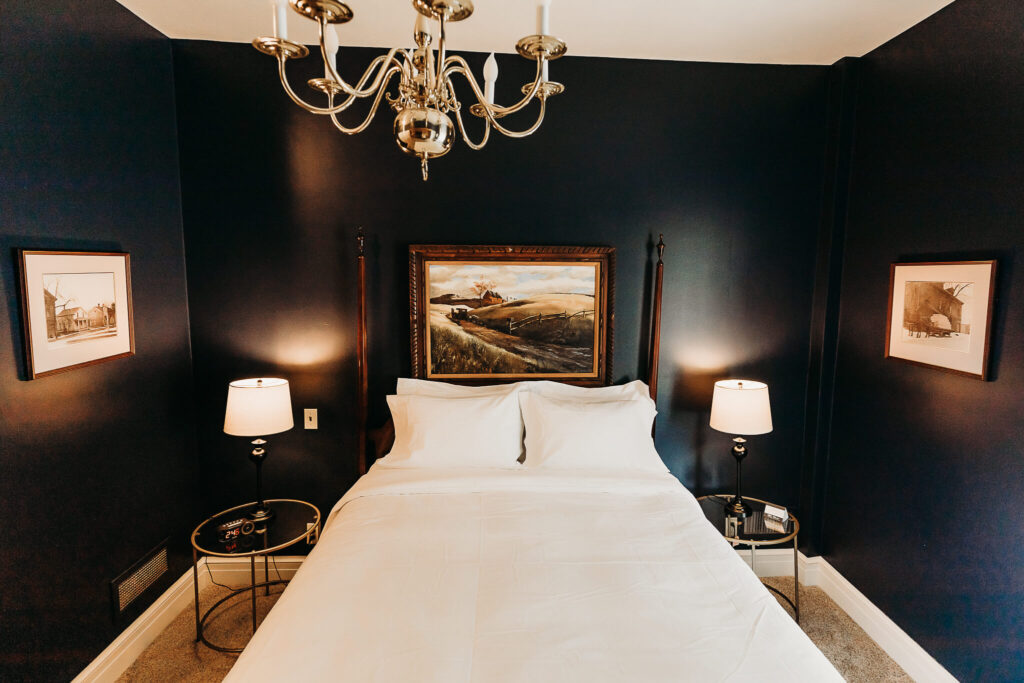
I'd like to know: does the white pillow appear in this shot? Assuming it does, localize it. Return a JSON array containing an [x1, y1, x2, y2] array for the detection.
[[395, 379, 527, 460], [381, 392, 523, 468], [396, 377, 524, 397], [391, 379, 651, 464], [519, 393, 667, 472], [525, 379, 654, 405]]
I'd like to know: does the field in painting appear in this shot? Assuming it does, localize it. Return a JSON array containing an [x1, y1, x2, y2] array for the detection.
[[429, 298, 595, 375], [426, 262, 598, 376], [428, 305, 531, 375]]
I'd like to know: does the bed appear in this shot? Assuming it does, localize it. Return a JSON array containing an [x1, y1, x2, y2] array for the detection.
[[226, 464, 839, 681], [223, 236, 841, 681]]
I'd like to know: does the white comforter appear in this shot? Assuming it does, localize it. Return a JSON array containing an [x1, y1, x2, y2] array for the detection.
[[226, 466, 841, 682]]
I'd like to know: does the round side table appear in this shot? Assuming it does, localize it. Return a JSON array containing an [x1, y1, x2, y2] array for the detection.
[[191, 499, 320, 652], [697, 494, 800, 623]]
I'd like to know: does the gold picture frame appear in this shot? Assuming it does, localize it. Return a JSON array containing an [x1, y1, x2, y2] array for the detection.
[[409, 245, 615, 385]]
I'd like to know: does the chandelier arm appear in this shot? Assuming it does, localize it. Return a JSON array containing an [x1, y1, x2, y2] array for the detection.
[[443, 55, 544, 117], [276, 56, 387, 115], [329, 66, 403, 135], [326, 55, 398, 113], [486, 96, 546, 139], [319, 19, 407, 99], [445, 65, 548, 138], [447, 82, 491, 150]]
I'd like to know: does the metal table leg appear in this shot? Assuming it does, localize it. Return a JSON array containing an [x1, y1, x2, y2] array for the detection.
[[757, 539, 800, 623], [250, 555, 257, 633], [794, 532, 800, 623], [192, 546, 201, 641]]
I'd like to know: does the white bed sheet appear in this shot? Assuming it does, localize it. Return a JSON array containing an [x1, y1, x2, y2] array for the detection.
[[226, 466, 841, 682]]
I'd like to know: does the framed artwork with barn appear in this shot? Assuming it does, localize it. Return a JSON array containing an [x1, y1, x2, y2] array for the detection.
[[17, 250, 135, 379], [885, 260, 997, 380], [409, 245, 615, 385]]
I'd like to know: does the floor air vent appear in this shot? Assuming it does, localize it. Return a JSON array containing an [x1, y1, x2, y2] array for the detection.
[[111, 539, 169, 620]]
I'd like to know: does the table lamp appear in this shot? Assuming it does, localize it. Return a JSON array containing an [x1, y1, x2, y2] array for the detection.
[[224, 378, 294, 522], [709, 379, 772, 519]]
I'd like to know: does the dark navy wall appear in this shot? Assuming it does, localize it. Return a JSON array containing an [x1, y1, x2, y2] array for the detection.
[[824, 0, 1024, 679], [171, 41, 830, 524], [12, 3, 1018, 677], [0, 2, 197, 680]]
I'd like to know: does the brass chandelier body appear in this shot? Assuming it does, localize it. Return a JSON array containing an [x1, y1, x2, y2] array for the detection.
[[253, 0, 568, 180]]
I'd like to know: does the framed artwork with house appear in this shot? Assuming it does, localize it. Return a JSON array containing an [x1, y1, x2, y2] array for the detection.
[[885, 260, 997, 380], [408, 245, 615, 385], [17, 250, 135, 379]]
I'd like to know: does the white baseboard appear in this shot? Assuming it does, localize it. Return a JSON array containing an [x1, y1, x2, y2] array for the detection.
[[800, 556, 956, 683], [204, 555, 304, 587], [72, 565, 198, 683], [735, 547, 800, 577], [72, 556, 306, 683], [76, 551, 954, 683], [735, 549, 955, 683]]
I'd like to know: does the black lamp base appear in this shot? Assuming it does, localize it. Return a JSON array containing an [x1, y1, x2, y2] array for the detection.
[[726, 437, 750, 519], [248, 439, 274, 524], [248, 504, 275, 523], [724, 495, 752, 519]]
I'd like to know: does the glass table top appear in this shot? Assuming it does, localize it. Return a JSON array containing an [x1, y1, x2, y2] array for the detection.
[[192, 499, 320, 557], [697, 494, 798, 546]]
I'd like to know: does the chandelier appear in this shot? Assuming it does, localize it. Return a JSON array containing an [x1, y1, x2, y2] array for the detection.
[[253, 0, 567, 180]]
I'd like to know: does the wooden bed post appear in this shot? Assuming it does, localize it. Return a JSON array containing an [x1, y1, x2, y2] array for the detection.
[[648, 234, 665, 404], [356, 228, 369, 475]]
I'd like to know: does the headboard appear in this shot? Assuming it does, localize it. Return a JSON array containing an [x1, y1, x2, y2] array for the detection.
[[355, 234, 666, 474]]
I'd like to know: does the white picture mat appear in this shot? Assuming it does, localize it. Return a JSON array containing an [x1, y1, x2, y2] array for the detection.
[[23, 252, 132, 375], [887, 262, 993, 376]]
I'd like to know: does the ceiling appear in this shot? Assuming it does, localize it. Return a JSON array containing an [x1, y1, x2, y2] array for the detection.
[[116, 0, 954, 65]]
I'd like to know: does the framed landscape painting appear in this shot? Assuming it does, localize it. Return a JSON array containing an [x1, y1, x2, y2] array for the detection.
[[17, 250, 135, 379], [409, 245, 615, 385], [885, 260, 996, 380]]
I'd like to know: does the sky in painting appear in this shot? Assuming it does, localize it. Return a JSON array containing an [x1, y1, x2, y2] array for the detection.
[[428, 263, 596, 300], [946, 281, 973, 325], [42, 272, 115, 310]]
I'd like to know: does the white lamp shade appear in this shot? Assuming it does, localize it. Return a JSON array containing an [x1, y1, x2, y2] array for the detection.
[[224, 378, 294, 437], [709, 379, 772, 435]]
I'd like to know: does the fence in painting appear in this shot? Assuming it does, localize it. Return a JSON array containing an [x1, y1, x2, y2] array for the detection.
[[508, 309, 594, 333]]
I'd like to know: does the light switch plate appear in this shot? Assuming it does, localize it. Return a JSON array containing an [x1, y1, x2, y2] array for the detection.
[[304, 408, 318, 430]]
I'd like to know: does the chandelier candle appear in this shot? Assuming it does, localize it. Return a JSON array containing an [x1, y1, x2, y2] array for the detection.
[[414, 12, 431, 53], [484, 53, 498, 104], [324, 25, 339, 79], [538, 0, 551, 80], [273, 0, 289, 40], [251, 0, 567, 181]]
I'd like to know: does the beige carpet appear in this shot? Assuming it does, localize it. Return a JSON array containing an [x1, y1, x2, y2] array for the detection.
[[762, 577, 911, 682], [119, 579, 909, 682], [117, 583, 286, 682]]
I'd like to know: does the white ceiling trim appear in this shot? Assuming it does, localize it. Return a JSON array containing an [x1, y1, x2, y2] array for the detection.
[[116, 0, 953, 66]]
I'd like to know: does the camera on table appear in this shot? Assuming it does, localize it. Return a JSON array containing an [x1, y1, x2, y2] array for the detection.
[[216, 517, 256, 544]]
